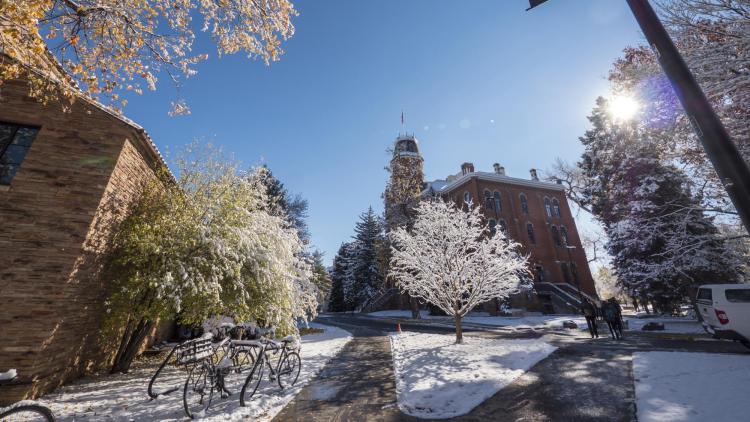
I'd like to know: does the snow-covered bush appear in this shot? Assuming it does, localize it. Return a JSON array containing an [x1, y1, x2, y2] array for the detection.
[[104, 143, 316, 372], [389, 200, 529, 343]]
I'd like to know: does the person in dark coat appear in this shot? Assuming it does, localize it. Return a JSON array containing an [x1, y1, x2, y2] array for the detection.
[[581, 300, 599, 338], [602, 299, 622, 340]]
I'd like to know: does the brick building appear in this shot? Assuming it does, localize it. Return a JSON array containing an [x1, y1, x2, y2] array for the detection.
[[374, 133, 597, 314], [0, 72, 166, 404], [424, 162, 598, 313]]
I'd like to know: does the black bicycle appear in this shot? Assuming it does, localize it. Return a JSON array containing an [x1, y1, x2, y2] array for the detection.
[[239, 335, 301, 407], [0, 371, 55, 422], [182, 337, 259, 419]]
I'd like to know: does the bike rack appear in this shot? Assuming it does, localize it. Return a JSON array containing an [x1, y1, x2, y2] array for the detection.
[[147, 336, 215, 399]]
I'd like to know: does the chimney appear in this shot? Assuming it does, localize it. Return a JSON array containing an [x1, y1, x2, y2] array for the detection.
[[529, 168, 539, 181], [493, 163, 505, 175], [461, 162, 475, 175]]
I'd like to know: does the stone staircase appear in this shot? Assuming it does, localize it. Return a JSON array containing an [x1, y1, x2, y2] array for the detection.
[[360, 288, 400, 313]]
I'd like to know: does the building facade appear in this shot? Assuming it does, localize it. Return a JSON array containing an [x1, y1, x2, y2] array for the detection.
[[424, 162, 598, 312], [0, 75, 167, 404]]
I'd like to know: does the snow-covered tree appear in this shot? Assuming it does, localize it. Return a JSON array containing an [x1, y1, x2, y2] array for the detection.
[[309, 249, 331, 307], [251, 165, 311, 245], [348, 207, 385, 309], [328, 242, 354, 312], [389, 200, 529, 343], [104, 143, 316, 372], [571, 99, 743, 311]]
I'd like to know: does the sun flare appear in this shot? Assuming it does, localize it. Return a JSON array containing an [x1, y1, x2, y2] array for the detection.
[[607, 94, 640, 122]]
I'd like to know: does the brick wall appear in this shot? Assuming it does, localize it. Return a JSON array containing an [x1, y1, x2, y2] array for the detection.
[[0, 79, 162, 404], [444, 175, 597, 298]]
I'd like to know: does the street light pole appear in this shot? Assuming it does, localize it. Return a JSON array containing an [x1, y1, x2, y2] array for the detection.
[[527, 0, 750, 235]]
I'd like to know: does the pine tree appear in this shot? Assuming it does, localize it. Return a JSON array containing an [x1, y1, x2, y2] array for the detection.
[[329, 242, 354, 312], [254, 165, 311, 244], [576, 98, 742, 311], [349, 207, 385, 308], [309, 249, 331, 306]]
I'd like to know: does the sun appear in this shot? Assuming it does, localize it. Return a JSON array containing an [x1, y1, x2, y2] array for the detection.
[[607, 94, 640, 122]]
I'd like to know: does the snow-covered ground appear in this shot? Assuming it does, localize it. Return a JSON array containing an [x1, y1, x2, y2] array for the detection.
[[633, 351, 750, 422], [390, 332, 556, 419], [625, 317, 705, 334], [37, 323, 351, 421], [368, 310, 588, 332]]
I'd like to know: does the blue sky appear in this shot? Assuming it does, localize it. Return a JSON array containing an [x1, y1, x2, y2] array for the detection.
[[122, 0, 644, 264]]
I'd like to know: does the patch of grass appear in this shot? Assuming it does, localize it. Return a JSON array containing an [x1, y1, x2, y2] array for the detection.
[[299, 327, 324, 336]]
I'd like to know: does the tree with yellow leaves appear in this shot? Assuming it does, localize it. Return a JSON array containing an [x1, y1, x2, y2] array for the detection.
[[0, 0, 296, 114]]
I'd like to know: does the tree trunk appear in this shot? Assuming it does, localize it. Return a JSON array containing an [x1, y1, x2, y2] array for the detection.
[[410, 296, 421, 319], [454, 314, 463, 344], [110, 318, 156, 374]]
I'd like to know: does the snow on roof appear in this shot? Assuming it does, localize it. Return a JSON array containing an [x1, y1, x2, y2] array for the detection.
[[424, 171, 564, 195]]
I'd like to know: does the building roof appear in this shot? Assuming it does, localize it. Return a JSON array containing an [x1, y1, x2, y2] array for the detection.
[[424, 171, 565, 196]]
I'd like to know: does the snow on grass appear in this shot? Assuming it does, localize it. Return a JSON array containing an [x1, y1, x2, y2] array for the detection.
[[37, 323, 351, 421], [625, 317, 705, 334], [368, 310, 588, 332], [390, 332, 556, 418], [633, 351, 750, 422]]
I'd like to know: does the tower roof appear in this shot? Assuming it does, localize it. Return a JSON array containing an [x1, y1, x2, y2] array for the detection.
[[393, 134, 420, 156]]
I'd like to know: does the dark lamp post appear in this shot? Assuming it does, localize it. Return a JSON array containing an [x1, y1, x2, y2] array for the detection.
[[527, 0, 750, 235]]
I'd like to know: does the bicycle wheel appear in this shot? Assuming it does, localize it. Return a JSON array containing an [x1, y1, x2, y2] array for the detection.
[[277, 351, 301, 389], [233, 349, 255, 373], [0, 404, 54, 421], [183, 366, 213, 419], [239, 357, 265, 407]]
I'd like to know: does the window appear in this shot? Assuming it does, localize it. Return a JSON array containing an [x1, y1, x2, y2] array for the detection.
[[551, 226, 561, 246], [498, 219, 507, 233], [552, 198, 561, 217], [493, 191, 502, 212], [520, 193, 529, 214], [726, 288, 750, 303], [696, 288, 713, 302], [463, 191, 471, 205], [560, 262, 571, 283], [526, 223, 536, 244], [489, 219, 497, 237], [534, 265, 544, 282], [544, 197, 552, 217], [570, 262, 578, 283], [560, 226, 569, 246], [484, 190, 493, 209], [0, 123, 39, 185]]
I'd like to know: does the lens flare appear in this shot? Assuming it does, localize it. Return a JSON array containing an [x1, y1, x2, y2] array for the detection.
[[608, 94, 640, 122]]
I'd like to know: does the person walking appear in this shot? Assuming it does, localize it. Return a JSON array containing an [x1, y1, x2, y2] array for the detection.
[[602, 300, 621, 340], [581, 300, 599, 338], [611, 298, 624, 339]]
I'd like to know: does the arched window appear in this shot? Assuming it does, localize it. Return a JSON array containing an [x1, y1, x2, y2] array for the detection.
[[484, 190, 493, 209], [526, 223, 536, 244], [493, 191, 502, 212], [520, 193, 529, 214], [552, 198, 561, 217], [463, 191, 471, 205], [489, 219, 497, 237], [551, 225, 561, 246], [544, 197, 552, 217], [560, 226, 569, 246]]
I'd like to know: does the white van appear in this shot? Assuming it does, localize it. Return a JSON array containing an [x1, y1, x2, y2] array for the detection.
[[696, 284, 750, 349]]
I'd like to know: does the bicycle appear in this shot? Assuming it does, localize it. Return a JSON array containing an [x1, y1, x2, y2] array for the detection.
[[239, 335, 301, 407], [0, 370, 54, 421], [181, 336, 259, 419]]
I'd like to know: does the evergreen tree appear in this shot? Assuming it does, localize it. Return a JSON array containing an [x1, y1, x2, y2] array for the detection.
[[254, 165, 311, 244], [349, 207, 385, 308], [576, 98, 742, 310], [309, 249, 331, 305], [329, 242, 353, 312]]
